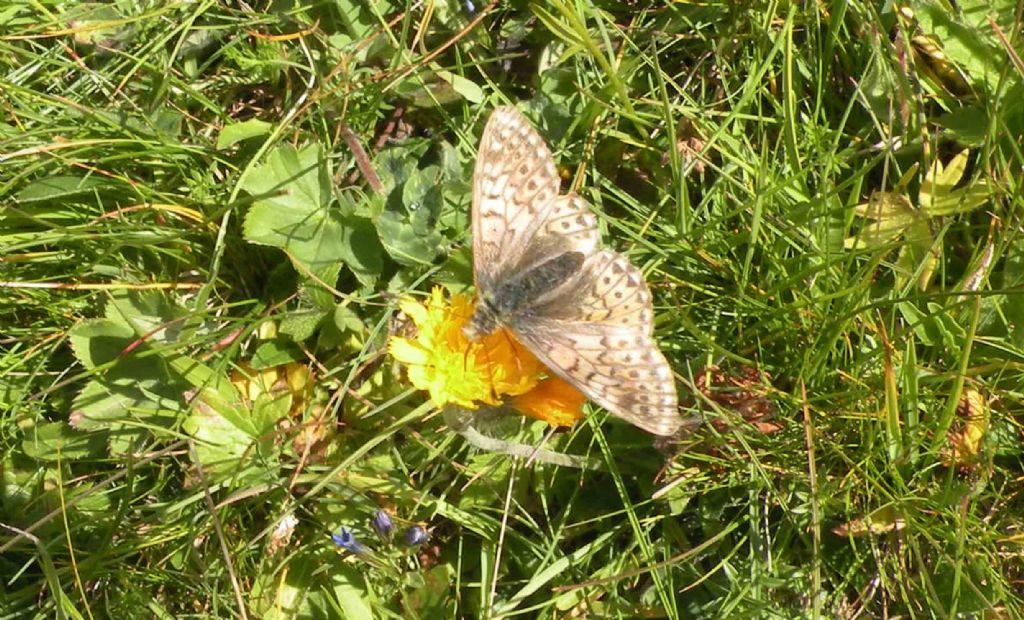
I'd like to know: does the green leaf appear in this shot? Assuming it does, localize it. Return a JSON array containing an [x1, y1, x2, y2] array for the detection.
[[242, 143, 383, 285], [251, 390, 292, 436], [531, 4, 586, 50], [899, 302, 939, 348], [920, 149, 966, 209], [279, 310, 328, 342], [66, 293, 188, 450], [433, 245, 474, 290], [325, 565, 375, 620], [919, 150, 991, 216], [16, 175, 108, 203], [332, 304, 367, 338], [845, 193, 917, 249], [22, 422, 106, 461], [105, 289, 187, 343], [404, 564, 456, 617], [912, 0, 1015, 92], [935, 106, 988, 146], [70, 380, 179, 432], [64, 3, 125, 47], [435, 70, 484, 103], [906, 219, 939, 291], [255, 552, 374, 620], [217, 119, 273, 149], [338, 214, 385, 285], [68, 318, 136, 371], [375, 142, 431, 196], [251, 340, 304, 369], [183, 386, 264, 475], [377, 210, 444, 266], [301, 261, 342, 309], [377, 165, 446, 266]]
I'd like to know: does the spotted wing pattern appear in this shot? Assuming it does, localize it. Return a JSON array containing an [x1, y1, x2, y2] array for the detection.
[[472, 107, 562, 291], [471, 106, 680, 436], [512, 251, 680, 436]]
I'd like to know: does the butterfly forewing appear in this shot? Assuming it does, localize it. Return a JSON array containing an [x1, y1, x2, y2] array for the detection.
[[472, 107, 562, 291], [471, 106, 681, 436]]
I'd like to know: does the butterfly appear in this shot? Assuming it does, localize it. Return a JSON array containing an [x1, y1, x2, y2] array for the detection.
[[463, 106, 681, 436]]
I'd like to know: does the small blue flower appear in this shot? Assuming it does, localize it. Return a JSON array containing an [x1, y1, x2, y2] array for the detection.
[[370, 510, 394, 539], [403, 525, 429, 547], [332, 527, 367, 554]]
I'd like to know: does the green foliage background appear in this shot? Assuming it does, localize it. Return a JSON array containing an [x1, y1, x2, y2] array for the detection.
[[2, 0, 1024, 617]]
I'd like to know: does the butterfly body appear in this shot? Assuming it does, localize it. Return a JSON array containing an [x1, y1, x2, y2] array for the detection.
[[466, 250, 586, 340], [469, 106, 681, 436]]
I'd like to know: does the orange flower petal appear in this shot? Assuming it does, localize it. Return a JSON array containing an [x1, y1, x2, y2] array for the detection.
[[512, 377, 586, 428]]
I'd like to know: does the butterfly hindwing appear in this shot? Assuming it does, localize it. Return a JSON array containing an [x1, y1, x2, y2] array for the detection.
[[511, 250, 680, 436]]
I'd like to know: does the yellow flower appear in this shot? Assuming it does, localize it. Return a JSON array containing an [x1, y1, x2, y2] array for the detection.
[[389, 287, 585, 427]]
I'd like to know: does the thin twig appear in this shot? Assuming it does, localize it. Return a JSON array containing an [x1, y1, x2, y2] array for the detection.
[[340, 123, 384, 194]]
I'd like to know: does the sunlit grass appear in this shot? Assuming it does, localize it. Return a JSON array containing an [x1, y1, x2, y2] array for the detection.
[[2, 1, 1023, 618]]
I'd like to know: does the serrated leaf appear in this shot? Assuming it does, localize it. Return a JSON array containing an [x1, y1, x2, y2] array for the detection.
[[105, 289, 186, 342], [302, 261, 342, 309], [242, 144, 382, 285], [70, 380, 179, 432], [251, 390, 293, 436], [375, 142, 431, 195], [183, 387, 264, 475], [377, 166, 446, 266], [433, 245, 474, 290], [332, 304, 366, 337], [832, 506, 906, 536], [68, 318, 137, 370], [64, 3, 124, 47], [378, 210, 444, 266], [217, 119, 273, 149], [338, 215, 384, 285], [22, 422, 106, 461]]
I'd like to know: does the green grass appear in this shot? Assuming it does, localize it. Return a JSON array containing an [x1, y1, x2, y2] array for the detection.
[[3, 0, 1024, 617]]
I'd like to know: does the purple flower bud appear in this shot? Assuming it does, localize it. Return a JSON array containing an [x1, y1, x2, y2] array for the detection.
[[370, 510, 394, 539], [331, 527, 367, 554], [403, 525, 429, 547]]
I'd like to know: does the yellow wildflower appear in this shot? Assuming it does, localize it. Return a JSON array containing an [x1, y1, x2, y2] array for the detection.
[[389, 287, 585, 427]]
